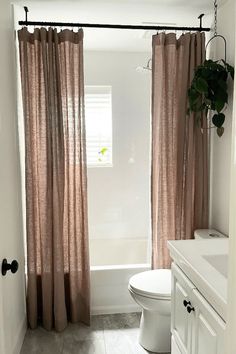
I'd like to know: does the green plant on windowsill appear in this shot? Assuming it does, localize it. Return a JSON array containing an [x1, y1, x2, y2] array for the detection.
[[98, 147, 108, 162], [188, 59, 234, 137]]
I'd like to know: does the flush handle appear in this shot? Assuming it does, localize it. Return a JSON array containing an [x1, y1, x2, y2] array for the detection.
[[1, 259, 19, 276]]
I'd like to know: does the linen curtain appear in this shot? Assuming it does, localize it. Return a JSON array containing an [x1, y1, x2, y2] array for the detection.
[[151, 32, 208, 269], [18, 27, 90, 331]]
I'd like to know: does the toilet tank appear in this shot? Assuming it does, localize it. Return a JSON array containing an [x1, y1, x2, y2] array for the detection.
[[194, 229, 227, 239]]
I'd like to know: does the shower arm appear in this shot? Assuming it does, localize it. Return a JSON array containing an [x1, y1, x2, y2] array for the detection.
[[19, 8, 210, 32]]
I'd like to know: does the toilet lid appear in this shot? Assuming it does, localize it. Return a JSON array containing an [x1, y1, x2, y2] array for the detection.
[[129, 269, 171, 299]]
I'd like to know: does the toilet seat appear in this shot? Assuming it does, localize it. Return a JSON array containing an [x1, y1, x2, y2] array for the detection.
[[129, 269, 171, 300]]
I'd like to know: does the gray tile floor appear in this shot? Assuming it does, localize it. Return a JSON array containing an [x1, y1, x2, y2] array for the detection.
[[20, 313, 170, 354]]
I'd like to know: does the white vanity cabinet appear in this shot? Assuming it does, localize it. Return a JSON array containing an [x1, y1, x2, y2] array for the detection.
[[171, 263, 226, 354]]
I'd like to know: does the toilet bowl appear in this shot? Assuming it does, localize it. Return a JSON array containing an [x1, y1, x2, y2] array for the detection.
[[128, 269, 171, 353]]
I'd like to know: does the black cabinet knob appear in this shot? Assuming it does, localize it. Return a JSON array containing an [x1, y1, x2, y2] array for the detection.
[[183, 300, 191, 307], [187, 305, 195, 313], [1, 259, 19, 276]]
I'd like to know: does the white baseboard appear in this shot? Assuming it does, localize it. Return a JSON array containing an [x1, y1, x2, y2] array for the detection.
[[13, 315, 27, 354], [91, 304, 141, 315]]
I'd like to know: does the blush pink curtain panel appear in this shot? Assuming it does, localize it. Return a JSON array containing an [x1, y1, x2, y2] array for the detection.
[[18, 27, 90, 331], [151, 32, 208, 269]]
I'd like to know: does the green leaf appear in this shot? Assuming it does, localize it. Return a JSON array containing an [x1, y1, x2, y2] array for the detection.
[[188, 89, 199, 105], [212, 113, 225, 128], [195, 77, 208, 93], [227, 65, 234, 80], [222, 61, 234, 79], [218, 80, 227, 91], [219, 71, 228, 81], [99, 147, 108, 155], [217, 127, 224, 137], [191, 101, 203, 112], [210, 102, 216, 111], [215, 100, 225, 113], [204, 59, 214, 66], [216, 89, 228, 103], [205, 98, 212, 107]]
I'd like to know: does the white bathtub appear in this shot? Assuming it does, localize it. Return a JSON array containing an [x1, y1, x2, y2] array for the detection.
[[90, 238, 151, 315]]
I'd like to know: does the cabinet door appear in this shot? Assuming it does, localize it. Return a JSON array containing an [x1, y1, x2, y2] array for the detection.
[[191, 289, 226, 354], [172, 336, 182, 354], [171, 263, 196, 354]]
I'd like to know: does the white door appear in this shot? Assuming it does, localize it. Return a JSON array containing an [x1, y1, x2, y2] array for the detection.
[[0, 1, 26, 354]]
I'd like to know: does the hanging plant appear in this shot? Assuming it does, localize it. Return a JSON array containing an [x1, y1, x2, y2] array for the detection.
[[188, 59, 234, 137]]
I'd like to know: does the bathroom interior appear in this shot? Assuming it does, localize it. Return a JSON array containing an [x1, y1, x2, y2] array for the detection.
[[0, 0, 236, 353]]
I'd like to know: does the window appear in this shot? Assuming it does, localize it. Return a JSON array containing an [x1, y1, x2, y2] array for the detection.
[[85, 86, 112, 167]]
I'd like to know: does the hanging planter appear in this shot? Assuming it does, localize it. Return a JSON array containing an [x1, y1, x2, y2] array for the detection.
[[188, 0, 234, 137], [188, 59, 234, 137]]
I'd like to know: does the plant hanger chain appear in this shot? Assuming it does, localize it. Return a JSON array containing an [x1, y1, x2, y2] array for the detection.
[[205, 0, 227, 62], [214, 0, 218, 36]]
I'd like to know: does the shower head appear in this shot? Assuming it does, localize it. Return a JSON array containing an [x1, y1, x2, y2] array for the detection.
[[136, 58, 152, 73]]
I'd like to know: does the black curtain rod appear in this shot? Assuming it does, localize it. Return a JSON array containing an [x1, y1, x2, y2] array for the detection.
[[18, 21, 211, 32], [19, 8, 210, 32]]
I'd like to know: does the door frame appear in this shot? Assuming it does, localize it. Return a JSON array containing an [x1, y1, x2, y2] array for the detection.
[[0, 276, 6, 354], [226, 13, 236, 353]]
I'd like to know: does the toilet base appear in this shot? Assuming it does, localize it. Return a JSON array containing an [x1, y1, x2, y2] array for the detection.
[[139, 309, 171, 353]]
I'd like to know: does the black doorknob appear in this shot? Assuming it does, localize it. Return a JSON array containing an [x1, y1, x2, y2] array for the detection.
[[1, 259, 19, 276], [187, 305, 195, 313], [183, 300, 191, 307]]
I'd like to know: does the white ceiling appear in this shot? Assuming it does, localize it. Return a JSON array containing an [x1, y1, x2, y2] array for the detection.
[[14, 0, 224, 52]]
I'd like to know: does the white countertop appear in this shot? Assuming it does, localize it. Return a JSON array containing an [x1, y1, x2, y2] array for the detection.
[[168, 238, 228, 321]]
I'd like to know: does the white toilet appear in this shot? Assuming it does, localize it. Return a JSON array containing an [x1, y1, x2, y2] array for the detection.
[[128, 229, 226, 353], [129, 269, 171, 353]]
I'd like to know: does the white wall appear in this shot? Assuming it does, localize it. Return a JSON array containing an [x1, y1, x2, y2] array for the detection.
[[0, 2, 26, 354], [84, 51, 151, 247], [209, 0, 235, 236]]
